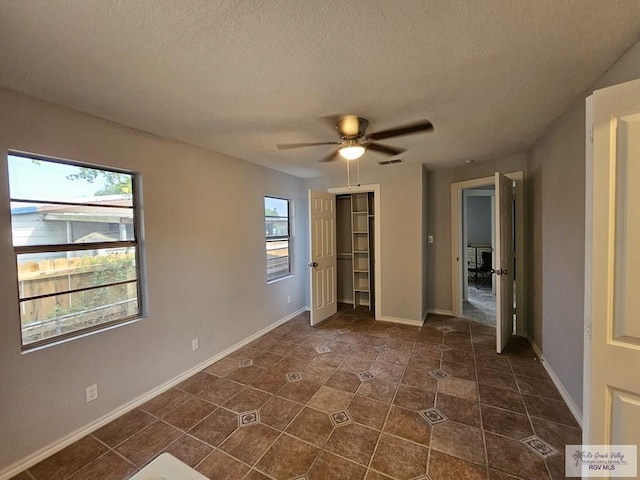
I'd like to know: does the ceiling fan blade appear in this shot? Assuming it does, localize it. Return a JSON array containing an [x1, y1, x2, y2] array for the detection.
[[366, 120, 433, 141], [319, 149, 341, 163], [277, 141, 340, 150], [367, 143, 406, 156]]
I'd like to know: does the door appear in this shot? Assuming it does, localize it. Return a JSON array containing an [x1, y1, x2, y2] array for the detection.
[[587, 78, 640, 446], [495, 172, 514, 353], [309, 189, 337, 325]]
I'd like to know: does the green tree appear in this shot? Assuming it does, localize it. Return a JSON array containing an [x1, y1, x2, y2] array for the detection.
[[67, 168, 132, 196], [265, 207, 279, 216]]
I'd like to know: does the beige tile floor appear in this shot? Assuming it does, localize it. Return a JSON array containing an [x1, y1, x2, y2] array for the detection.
[[12, 305, 580, 479]]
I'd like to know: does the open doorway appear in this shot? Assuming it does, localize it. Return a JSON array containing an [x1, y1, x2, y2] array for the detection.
[[462, 186, 496, 326], [335, 192, 375, 312], [307, 185, 381, 325], [450, 172, 525, 350]]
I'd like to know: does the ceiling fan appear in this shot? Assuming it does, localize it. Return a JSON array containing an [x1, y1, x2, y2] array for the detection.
[[276, 115, 434, 162]]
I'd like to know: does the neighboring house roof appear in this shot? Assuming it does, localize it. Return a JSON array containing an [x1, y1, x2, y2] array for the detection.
[[74, 232, 117, 243], [11, 195, 132, 219]]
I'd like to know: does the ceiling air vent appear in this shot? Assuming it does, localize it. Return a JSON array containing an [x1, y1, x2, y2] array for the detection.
[[378, 158, 404, 166]]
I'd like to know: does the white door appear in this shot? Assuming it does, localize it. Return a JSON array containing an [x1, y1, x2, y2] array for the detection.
[[587, 78, 640, 445], [309, 189, 337, 325], [495, 172, 514, 353]]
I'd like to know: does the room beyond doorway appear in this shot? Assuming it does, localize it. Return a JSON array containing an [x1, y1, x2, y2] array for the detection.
[[462, 186, 496, 326]]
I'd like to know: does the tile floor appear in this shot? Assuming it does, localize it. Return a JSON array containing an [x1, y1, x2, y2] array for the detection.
[[12, 305, 580, 480], [463, 284, 496, 327]]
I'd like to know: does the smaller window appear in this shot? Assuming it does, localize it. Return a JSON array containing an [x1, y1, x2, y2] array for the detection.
[[265, 196, 291, 281]]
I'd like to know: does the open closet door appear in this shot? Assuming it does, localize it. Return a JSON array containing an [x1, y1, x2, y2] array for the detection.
[[495, 172, 514, 353], [308, 190, 337, 325]]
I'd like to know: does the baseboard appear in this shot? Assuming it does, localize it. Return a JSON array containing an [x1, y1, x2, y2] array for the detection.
[[524, 335, 583, 429], [0, 307, 306, 480], [427, 309, 454, 317], [377, 315, 424, 327]]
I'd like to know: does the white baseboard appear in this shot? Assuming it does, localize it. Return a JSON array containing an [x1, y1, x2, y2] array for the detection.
[[525, 335, 583, 429], [0, 307, 306, 480], [427, 309, 454, 317], [377, 315, 424, 327]]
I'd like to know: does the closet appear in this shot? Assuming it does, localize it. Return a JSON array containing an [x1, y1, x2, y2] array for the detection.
[[336, 192, 375, 309]]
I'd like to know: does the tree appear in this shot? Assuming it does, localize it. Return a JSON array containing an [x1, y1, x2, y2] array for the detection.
[[67, 168, 132, 196], [265, 207, 279, 216]]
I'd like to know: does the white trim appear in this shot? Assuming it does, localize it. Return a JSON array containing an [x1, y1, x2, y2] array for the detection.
[[582, 95, 593, 444], [525, 335, 584, 429], [377, 315, 424, 327], [328, 184, 382, 321], [427, 309, 454, 317], [0, 307, 306, 480]]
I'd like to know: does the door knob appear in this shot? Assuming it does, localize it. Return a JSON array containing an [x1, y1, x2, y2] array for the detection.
[[308, 262, 318, 267]]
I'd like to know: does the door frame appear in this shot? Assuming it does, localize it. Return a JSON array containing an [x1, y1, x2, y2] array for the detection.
[[328, 184, 382, 319], [450, 171, 525, 335], [582, 95, 593, 441]]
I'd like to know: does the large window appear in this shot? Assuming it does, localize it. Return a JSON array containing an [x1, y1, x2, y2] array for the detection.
[[265, 196, 291, 281], [8, 153, 143, 349]]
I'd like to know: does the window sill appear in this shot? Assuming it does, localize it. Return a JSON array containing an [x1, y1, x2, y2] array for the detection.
[[267, 274, 294, 285], [21, 314, 147, 354]]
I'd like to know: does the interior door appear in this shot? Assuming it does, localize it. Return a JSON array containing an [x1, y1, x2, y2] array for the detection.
[[308, 189, 337, 325], [495, 172, 514, 353], [587, 78, 640, 446]]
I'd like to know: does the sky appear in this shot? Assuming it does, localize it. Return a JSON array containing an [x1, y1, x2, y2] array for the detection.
[[264, 196, 288, 216], [8, 154, 109, 201]]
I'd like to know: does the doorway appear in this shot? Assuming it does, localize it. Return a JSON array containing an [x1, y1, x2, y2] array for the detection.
[[462, 186, 496, 326], [306, 184, 381, 325], [450, 172, 525, 341], [336, 192, 375, 311]]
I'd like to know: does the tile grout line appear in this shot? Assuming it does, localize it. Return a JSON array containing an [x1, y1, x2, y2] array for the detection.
[[469, 317, 492, 480], [425, 329, 445, 477]]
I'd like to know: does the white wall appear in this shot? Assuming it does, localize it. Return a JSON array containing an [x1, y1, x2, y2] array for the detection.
[[0, 89, 307, 471], [303, 162, 426, 323], [466, 195, 492, 245], [527, 40, 640, 414]]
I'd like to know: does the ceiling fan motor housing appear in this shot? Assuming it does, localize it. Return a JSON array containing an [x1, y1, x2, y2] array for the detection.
[[337, 115, 369, 139]]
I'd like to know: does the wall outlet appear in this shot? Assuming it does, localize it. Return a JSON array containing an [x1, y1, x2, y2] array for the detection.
[[427, 235, 434, 244], [192, 338, 199, 351], [85, 384, 98, 403], [287, 296, 291, 304]]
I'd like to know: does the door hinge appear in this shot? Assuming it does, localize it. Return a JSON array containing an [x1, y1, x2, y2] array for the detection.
[[586, 323, 592, 340], [589, 125, 594, 144]]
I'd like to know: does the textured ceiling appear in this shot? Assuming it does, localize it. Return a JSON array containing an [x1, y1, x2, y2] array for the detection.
[[0, 1, 639, 178]]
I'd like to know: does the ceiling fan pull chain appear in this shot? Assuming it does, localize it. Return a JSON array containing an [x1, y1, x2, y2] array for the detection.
[[346, 157, 351, 189], [357, 157, 361, 187]]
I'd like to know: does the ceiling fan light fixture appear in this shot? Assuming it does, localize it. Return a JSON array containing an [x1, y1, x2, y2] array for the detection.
[[339, 143, 365, 160]]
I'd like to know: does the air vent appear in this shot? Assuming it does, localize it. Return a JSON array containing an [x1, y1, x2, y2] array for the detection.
[[378, 158, 404, 166]]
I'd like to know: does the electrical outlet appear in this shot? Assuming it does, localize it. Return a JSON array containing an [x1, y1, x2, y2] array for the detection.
[[287, 296, 291, 304], [428, 235, 434, 244], [192, 338, 199, 351], [85, 384, 98, 403]]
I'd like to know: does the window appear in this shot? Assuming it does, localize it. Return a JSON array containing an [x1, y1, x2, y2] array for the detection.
[[265, 196, 291, 281], [8, 153, 143, 349]]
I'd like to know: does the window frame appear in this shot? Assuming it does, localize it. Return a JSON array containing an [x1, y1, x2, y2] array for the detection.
[[265, 195, 292, 282], [8, 151, 145, 351]]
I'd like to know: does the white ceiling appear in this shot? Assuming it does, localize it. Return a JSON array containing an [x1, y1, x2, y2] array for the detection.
[[1, 1, 639, 178]]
